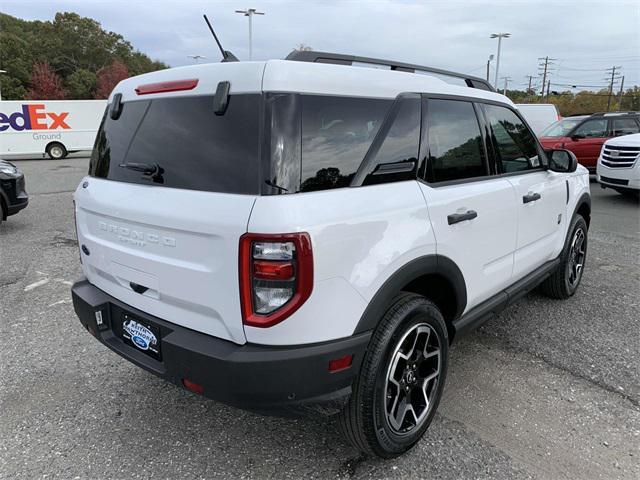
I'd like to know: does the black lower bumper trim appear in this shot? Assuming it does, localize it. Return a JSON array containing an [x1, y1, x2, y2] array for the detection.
[[71, 279, 370, 416]]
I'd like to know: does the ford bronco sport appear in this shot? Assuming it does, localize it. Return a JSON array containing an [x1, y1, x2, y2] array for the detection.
[[72, 51, 591, 458]]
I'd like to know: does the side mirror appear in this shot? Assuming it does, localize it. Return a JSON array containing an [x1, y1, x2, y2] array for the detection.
[[548, 149, 578, 173]]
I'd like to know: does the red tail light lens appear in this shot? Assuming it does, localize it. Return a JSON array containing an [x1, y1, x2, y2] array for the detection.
[[135, 79, 199, 95], [239, 233, 313, 328]]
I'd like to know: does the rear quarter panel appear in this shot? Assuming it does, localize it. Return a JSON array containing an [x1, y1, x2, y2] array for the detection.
[[245, 181, 436, 345]]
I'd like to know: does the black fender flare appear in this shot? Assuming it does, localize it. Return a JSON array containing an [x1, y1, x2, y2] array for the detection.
[[353, 254, 467, 334], [571, 192, 591, 227]]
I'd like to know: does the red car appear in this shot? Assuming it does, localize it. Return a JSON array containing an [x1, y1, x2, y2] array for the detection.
[[539, 112, 640, 172]]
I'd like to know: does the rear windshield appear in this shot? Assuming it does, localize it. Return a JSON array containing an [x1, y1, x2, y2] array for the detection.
[[90, 94, 261, 194]]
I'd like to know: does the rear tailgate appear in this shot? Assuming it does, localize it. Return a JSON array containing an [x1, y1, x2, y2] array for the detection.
[[75, 180, 255, 344], [75, 63, 265, 344]]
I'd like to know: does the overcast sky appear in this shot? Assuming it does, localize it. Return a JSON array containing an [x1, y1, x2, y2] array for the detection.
[[3, 0, 639, 92]]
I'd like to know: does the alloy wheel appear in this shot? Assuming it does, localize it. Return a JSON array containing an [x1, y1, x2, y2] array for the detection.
[[384, 323, 441, 435], [567, 227, 586, 288]]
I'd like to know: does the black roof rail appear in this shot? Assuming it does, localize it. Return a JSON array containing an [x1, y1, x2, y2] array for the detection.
[[590, 111, 640, 116], [285, 50, 496, 92]]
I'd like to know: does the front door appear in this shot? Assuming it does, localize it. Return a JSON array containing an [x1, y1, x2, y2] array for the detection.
[[565, 117, 608, 169], [482, 103, 567, 279]]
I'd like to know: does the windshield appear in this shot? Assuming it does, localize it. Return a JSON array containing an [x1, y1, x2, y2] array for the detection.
[[540, 117, 585, 137], [90, 94, 261, 194]]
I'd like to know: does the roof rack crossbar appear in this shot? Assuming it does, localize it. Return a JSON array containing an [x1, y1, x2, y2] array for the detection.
[[285, 50, 495, 92]]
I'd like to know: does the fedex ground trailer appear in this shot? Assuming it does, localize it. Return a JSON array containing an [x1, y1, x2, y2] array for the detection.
[[0, 100, 106, 159]]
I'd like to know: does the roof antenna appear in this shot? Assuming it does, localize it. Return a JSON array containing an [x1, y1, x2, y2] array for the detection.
[[203, 14, 239, 62]]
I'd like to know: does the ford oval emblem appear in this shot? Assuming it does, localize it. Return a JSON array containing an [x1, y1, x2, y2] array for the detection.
[[132, 335, 148, 350]]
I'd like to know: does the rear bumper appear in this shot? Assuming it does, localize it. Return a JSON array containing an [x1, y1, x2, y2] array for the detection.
[[71, 279, 370, 416]]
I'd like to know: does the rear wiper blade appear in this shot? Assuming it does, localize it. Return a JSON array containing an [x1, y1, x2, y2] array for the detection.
[[119, 162, 159, 175], [119, 162, 164, 184]]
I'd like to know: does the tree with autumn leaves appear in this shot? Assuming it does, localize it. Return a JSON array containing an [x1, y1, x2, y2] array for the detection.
[[1, 12, 166, 100]]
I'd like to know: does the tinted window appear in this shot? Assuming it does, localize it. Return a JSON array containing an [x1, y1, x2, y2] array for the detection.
[[300, 95, 391, 192], [611, 118, 640, 136], [484, 104, 540, 173], [574, 119, 607, 138], [540, 117, 585, 137], [425, 99, 487, 183], [362, 96, 421, 185], [90, 95, 261, 194]]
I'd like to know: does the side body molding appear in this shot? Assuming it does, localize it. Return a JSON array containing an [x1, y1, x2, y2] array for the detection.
[[353, 254, 467, 334]]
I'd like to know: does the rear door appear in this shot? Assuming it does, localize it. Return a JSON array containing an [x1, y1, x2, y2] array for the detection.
[[418, 98, 517, 311], [75, 92, 262, 344], [482, 103, 566, 279]]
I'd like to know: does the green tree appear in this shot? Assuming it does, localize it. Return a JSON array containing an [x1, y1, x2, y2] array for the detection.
[[66, 69, 97, 99], [0, 11, 167, 100]]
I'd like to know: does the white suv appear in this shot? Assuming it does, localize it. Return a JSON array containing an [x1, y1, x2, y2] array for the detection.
[[597, 133, 640, 197], [71, 51, 591, 458]]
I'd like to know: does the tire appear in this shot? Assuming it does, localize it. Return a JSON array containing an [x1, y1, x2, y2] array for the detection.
[[539, 214, 588, 299], [46, 142, 67, 160], [338, 293, 449, 458]]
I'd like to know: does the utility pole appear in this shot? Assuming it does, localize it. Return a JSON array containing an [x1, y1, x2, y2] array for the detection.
[[501, 76, 512, 96], [235, 8, 265, 60], [618, 75, 625, 111], [526, 75, 534, 93], [545, 79, 551, 102], [605, 66, 621, 112], [486, 54, 494, 82], [538, 56, 556, 99], [490, 33, 510, 90]]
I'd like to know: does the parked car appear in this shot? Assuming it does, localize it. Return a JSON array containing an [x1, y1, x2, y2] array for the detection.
[[539, 112, 640, 172], [0, 100, 107, 159], [0, 159, 28, 224], [515, 103, 561, 135], [71, 51, 591, 458], [597, 133, 640, 197]]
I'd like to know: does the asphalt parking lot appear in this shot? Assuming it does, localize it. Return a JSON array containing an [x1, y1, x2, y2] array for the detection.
[[1, 157, 639, 480]]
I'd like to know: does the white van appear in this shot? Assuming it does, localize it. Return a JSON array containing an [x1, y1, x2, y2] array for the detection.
[[515, 103, 561, 136], [0, 100, 107, 159]]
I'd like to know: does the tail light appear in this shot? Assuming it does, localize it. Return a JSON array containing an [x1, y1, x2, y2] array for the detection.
[[239, 233, 313, 328]]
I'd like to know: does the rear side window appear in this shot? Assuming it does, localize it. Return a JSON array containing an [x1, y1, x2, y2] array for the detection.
[[361, 95, 421, 186], [611, 118, 640, 136], [484, 104, 540, 173], [300, 95, 391, 192], [90, 94, 261, 194], [425, 99, 487, 183]]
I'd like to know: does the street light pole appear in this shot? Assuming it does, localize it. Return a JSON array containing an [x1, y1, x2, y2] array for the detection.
[[490, 33, 510, 90], [486, 55, 494, 82], [187, 54, 206, 63], [235, 8, 265, 60], [0, 69, 6, 101]]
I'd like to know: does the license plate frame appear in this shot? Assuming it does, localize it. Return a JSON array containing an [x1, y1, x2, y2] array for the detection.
[[120, 314, 162, 361]]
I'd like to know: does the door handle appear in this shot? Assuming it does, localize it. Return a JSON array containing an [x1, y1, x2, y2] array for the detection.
[[447, 210, 478, 225], [523, 192, 541, 204]]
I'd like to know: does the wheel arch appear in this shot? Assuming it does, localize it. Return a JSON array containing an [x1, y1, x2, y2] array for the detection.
[[573, 192, 591, 228], [353, 255, 467, 341]]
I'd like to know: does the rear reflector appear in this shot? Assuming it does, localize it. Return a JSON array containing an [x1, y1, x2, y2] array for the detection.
[[135, 79, 199, 95], [253, 260, 294, 280], [182, 378, 204, 395], [329, 354, 353, 373]]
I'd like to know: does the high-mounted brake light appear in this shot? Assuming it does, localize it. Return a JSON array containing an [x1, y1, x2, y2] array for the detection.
[[239, 233, 313, 328], [135, 79, 199, 95]]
